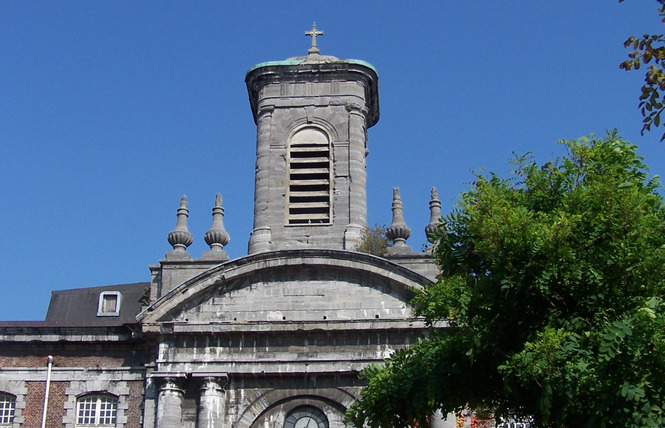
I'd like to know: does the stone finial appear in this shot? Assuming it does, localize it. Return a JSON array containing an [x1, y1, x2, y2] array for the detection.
[[305, 22, 323, 55], [167, 195, 193, 258], [203, 193, 230, 261], [425, 187, 442, 243], [386, 187, 412, 254]]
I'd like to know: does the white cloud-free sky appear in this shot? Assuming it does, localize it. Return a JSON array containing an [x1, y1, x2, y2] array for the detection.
[[1, 1, 664, 320]]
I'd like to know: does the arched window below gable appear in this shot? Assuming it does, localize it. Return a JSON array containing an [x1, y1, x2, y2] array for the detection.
[[284, 405, 330, 428]]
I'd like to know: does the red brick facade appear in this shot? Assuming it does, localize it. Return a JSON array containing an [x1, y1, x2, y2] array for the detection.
[[23, 381, 66, 428], [0, 342, 154, 368], [0, 336, 153, 427], [125, 381, 145, 428]]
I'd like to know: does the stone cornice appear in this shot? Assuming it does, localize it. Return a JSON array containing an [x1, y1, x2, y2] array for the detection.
[[245, 61, 379, 127], [0, 324, 136, 342]]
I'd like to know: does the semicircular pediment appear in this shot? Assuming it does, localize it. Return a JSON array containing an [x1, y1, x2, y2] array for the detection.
[[138, 249, 433, 330]]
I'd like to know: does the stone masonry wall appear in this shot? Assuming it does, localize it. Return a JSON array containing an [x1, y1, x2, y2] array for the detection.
[[248, 63, 376, 253]]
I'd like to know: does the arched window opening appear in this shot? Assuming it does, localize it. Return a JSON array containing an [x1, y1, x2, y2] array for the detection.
[[284, 405, 329, 428], [288, 127, 332, 225], [0, 394, 15, 428], [76, 394, 117, 427]]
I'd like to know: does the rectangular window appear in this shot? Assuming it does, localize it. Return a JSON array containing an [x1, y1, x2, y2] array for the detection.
[[77, 395, 97, 425], [97, 396, 117, 425], [102, 294, 117, 313], [97, 291, 122, 317], [77, 394, 117, 427], [0, 394, 15, 427]]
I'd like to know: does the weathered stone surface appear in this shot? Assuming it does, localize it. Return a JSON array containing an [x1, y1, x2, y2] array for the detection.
[[139, 249, 432, 327], [0, 44, 441, 428], [135, 249, 435, 427], [246, 57, 379, 254]]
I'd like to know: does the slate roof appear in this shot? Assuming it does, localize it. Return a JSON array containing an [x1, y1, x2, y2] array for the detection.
[[44, 281, 148, 327]]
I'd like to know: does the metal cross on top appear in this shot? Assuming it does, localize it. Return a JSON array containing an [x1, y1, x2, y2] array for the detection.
[[305, 23, 323, 55]]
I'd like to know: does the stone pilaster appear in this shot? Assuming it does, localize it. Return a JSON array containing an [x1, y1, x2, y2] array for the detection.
[[196, 376, 227, 428], [249, 104, 275, 254], [155, 376, 186, 428], [344, 102, 369, 250]]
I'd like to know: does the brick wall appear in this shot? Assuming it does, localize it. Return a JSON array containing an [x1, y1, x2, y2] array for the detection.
[[0, 342, 155, 368], [21, 380, 145, 428], [1, 341, 153, 427], [23, 381, 66, 428], [125, 381, 145, 428]]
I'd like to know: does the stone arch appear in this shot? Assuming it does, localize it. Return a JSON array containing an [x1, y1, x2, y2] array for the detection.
[[287, 117, 340, 144], [236, 387, 356, 428], [269, 111, 341, 154], [138, 249, 433, 327]]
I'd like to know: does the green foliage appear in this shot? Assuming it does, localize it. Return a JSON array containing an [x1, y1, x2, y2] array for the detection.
[[357, 224, 391, 256], [620, 0, 665, 141], [346, 134, 665, 427], [140, 286, 151, 306]]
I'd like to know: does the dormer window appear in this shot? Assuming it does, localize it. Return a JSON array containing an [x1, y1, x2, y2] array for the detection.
[[287, 127, 332, 225], [97, 291, 122, 317]]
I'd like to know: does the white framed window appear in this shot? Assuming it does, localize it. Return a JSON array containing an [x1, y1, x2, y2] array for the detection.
[[97, 291, 122, 317], [0, 394, 15, 427], [76, 394, 117, 427], [287, 127, 332, 225]]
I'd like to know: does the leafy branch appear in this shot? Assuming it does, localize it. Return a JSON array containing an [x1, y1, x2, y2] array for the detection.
[[620, 0, 665, 140]]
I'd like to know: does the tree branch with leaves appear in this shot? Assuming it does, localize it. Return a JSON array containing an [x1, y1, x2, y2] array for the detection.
[[346, 133, 665, 428], [620, 0, 665, 140]]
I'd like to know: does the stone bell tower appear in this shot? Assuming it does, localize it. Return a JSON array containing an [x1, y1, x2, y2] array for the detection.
[[245, 24, 379, 253]]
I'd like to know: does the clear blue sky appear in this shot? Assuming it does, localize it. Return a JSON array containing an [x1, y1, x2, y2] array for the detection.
[[1, 1, 664, 321]]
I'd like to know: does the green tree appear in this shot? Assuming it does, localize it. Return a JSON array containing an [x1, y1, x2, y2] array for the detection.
[[620, 0, 665, 141], [347, 133, 665, 428], [357, 224, 391, 257]]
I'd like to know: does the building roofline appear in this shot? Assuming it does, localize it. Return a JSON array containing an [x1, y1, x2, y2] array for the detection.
[[138, 248, 434, 327], [246, 58, 378, 75]]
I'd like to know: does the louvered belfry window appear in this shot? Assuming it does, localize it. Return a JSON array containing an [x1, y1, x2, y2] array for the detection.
[[288, 127, 331, 224]]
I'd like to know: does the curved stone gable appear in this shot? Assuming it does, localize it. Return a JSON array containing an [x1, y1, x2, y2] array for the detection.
[[138, 249, 433, 330]]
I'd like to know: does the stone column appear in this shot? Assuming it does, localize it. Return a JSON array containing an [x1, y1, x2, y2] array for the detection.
[[249, 104, 275, 254], [155, 376, 185, 428], [197, 376, 227, 428], [344, 102, 369, 250]]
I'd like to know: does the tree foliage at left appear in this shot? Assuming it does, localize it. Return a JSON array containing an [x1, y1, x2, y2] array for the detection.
[[346, 133, 665, 428]]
